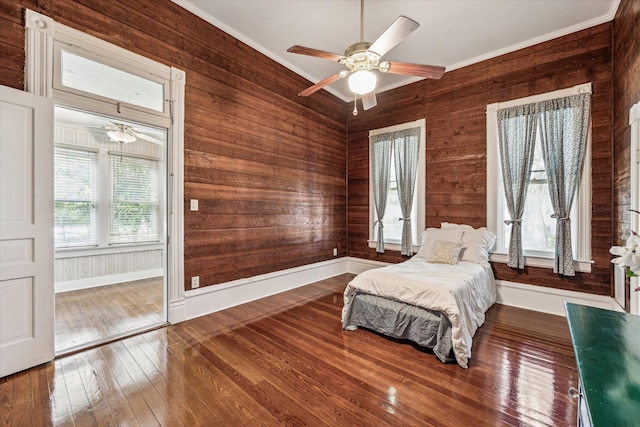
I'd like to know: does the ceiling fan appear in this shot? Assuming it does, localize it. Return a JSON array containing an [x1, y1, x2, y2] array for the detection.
[[288, 0, 445, 114], [104, 122, 163, 145]]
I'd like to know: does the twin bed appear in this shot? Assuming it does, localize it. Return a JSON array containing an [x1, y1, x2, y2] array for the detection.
[[342, 223, 496, 368]]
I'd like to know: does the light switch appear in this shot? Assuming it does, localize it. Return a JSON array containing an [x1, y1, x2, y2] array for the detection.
[[190, 199, 198, 211]]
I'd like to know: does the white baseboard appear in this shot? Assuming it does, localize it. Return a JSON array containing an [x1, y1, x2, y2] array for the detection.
[[495, 279, 621, 316], [180, 258, 348, 321], [55, 268, 164, 293], [172, 256, 619, 323]]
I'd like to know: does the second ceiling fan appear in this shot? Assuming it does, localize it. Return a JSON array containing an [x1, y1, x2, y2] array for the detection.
[[288, 0, 445, 112]]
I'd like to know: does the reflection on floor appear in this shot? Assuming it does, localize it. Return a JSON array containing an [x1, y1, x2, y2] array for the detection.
[[54, 277, 164, 353]]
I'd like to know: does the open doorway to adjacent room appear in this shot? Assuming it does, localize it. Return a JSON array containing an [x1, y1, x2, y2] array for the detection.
[[53, 106, 168, 354]]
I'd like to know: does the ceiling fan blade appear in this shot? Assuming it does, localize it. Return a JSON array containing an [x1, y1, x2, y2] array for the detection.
[[368, 16, 419, 57], [362, 91, 377, 110], [384, 61, 446, 79], [298, 71, 347, 97], [287, 45, 345, 62]]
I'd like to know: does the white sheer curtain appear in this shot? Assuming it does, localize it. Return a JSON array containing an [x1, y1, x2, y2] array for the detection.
[[497, 104, 538, 269], [538, 93, 591, 276]]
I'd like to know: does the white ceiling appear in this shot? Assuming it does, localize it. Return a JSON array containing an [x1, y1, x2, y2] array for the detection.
[[173, 0, 619, 102]]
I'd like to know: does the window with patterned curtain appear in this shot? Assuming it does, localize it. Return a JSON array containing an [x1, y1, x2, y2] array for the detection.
[[369, 119, 426, 255], [486, 83, 592, 273]]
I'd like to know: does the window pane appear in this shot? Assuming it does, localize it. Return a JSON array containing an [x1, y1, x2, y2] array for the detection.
[[501, 137, 556, 254], [54, 148, 97, 247], [110, 155, 160, 244], [61, 49, 164, 112], [382, 152, 403, 241]]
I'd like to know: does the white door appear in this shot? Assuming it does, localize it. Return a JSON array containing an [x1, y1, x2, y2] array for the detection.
[[0, 85, 54, 377]]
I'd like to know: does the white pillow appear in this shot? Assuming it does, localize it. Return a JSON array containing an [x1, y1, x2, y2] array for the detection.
[[416, 227, 464, 260], [441, 222, 496, 264], [425, 240, 463, 264]]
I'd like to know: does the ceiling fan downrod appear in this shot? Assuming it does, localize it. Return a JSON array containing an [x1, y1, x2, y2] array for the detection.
[[359, 0, 365, 43]]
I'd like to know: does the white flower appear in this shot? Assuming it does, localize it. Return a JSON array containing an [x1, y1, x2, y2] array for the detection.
[[610, 232, 640, 275]]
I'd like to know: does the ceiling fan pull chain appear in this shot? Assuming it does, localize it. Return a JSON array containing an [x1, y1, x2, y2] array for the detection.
[[353, 92, 358, 116]]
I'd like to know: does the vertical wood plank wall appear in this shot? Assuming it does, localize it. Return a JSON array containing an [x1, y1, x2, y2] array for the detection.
[[612, 0, 640, 307], [0, 0, 348, 290], [347, 23, 614, 296]]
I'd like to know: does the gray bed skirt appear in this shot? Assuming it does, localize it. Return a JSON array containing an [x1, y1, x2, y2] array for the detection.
[[343, 292, 455, 364]]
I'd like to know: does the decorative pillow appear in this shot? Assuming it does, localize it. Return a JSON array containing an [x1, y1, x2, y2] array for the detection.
[[425, 240, 463, 264], [441, 222, 496, 264], [415, 227, 464, 260]]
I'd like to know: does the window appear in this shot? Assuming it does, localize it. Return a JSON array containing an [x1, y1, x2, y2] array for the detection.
[[630, 101, 640, 235], [369, 119, 426, 253], [486, 83, 592, 272], [54, 147, 97, 247], [54, 105, 165, 251], [110, 154, 160, 244]]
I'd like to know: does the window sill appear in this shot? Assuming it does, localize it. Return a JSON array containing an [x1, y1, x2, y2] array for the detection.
[[55, 242, 164, 259], [489, 253, 593, 273], [368, 240, 421, 253]]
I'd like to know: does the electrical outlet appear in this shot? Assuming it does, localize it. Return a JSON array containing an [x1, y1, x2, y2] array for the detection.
[[190, 199, 199, 211], [191, 276, 200, 289], [333, 247, 338, 256]]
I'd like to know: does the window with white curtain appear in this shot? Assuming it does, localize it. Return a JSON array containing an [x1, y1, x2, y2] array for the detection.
[[368, 119, 426, 252], [54, 147, 97, 247], [110, 154, 160, 244], [486, 83, 592, 271]]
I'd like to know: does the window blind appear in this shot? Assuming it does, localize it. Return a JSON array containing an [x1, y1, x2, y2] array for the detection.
[[54, 147, 97, 247], [110, 154, 160, 244]]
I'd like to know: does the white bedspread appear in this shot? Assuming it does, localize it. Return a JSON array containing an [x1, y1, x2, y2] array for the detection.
[[342, 258, 496, 368]]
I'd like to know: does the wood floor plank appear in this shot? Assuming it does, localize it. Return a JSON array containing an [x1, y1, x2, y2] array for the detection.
[[2, 274, 579, 426], [123, 333, 217, 426], [82, 347, 139, 426], [55, 277, 164, 352], [167, 322, 296, 425]]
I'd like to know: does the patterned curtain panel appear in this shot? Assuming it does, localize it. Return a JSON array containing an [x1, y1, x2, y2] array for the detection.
[[497, 104, 538, 269], [538, 93, 591, 276], [371, 134, 393, 253], [393, 128, 421, 256]]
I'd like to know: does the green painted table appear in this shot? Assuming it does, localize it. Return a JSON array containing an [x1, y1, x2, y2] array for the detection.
[[565, 302, 640, 427]]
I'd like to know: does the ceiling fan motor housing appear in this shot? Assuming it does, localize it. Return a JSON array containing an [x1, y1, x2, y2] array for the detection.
[[341, 42, 380, 72]]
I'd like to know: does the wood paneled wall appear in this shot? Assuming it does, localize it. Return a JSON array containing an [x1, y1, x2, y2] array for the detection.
[[613, 1, 640, 243], [0, 0, 348, 290], [612, 0, 640, 308], [347, 23, 614, 296]]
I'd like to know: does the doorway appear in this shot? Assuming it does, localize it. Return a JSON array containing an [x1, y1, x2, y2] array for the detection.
[[53, 106, 168, 354]]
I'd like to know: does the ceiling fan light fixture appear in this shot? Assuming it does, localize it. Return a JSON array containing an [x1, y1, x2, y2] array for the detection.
[[107, 129, 137, 144], [348, 70, 376, 95]]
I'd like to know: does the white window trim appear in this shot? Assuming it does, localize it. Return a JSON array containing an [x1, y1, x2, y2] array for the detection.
[[486, 82, 593, 272], [368, 118, 426, 253], [25, 9, 186, 323], [630, 101, 640, 234], [629, 101, 640, 314]]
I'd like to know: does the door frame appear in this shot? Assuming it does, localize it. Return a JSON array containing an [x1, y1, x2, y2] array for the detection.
[[25, 9, 186, 325]]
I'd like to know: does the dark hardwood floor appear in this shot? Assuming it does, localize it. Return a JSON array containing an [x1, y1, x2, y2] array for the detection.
[[2, 274, 578, 426], [54, 277, 165, 353]]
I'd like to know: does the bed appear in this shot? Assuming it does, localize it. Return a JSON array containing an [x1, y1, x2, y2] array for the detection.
[[342, 223, 496, 368]]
